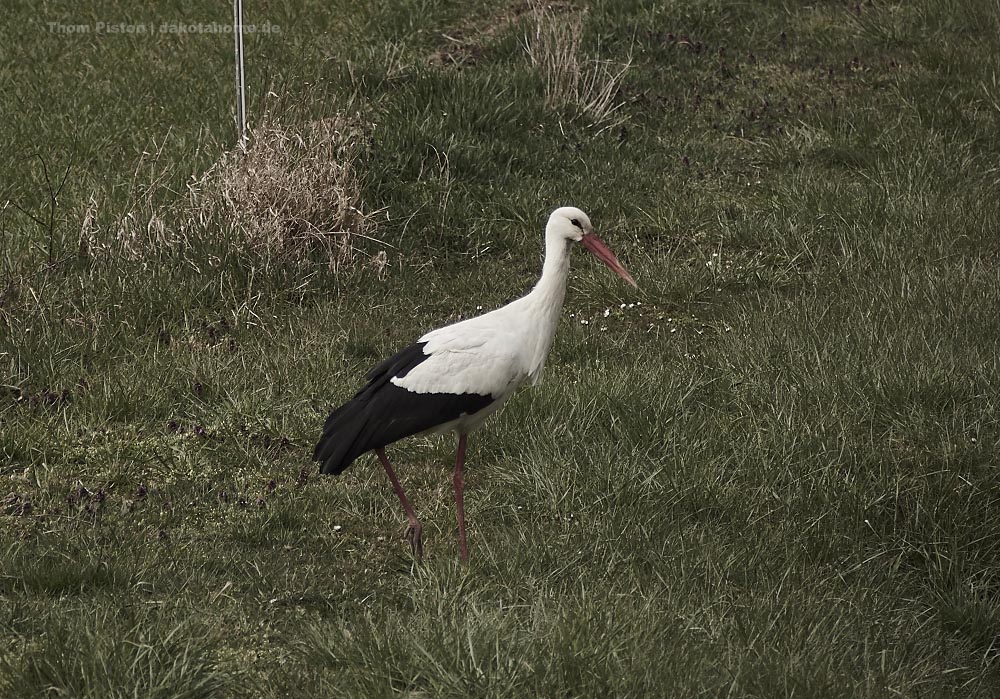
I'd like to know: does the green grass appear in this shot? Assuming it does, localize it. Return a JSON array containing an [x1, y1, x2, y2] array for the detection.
[[3, 0, 1000, 696]]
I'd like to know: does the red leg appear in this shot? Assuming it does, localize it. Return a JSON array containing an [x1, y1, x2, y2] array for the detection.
[[375, 448, 422, 560], [453, 434, 469, 562]]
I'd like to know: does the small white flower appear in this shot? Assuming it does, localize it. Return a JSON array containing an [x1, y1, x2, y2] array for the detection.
[[333, 525, 342, 532], [580, 319, 589, 325], [603, 308, 610, 317], [620, 303, 626, 309], [670, 327, 677, 333], [600, 326, 607, 332], [628, 303, 635, 309]]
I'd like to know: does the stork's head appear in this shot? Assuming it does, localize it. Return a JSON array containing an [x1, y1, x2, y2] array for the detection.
[[547, 206, 637, 288]]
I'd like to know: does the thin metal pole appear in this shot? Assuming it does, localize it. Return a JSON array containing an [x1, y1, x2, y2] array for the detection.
[[233, 0, 247, 147]]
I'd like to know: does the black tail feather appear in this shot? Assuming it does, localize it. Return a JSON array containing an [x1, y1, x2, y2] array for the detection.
[[313, 398, 371, 475], [312, 342, 495, 475]]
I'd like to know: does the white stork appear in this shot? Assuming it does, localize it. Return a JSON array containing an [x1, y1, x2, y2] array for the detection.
[[313, 206, 636, 561]]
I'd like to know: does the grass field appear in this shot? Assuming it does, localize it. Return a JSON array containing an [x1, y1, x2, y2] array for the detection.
[[2, 0, 1000, 696]]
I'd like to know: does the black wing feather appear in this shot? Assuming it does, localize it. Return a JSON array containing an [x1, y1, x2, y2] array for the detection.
[[313, 342, 494, 475]]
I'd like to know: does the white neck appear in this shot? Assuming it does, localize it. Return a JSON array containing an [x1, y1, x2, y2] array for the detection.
[[521, 229, 572, 380], [530, 231, 571, 310]]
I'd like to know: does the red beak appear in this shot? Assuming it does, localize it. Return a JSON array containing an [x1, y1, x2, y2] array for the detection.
[[580, 233, 638, 288]]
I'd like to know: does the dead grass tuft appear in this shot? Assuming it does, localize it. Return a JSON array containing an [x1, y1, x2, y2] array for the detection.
[[525, 0, 632, 126], [190, 112, 373, 269], [79, 110, 376, 271]]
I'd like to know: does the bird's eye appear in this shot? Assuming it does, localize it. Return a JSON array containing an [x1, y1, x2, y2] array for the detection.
[[570, 218, 582, 229]]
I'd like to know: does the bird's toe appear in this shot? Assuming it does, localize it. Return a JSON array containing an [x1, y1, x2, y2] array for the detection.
[[405, 521, 423, 561]]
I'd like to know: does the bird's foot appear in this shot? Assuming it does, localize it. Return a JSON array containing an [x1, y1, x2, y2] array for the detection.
[[405, 521, 423, 561]]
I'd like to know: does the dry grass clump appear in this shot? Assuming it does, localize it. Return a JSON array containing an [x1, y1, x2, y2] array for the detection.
[[79, 111, 375, 271], [525, 1, 632, 126], [192, 113, 373, 269]]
